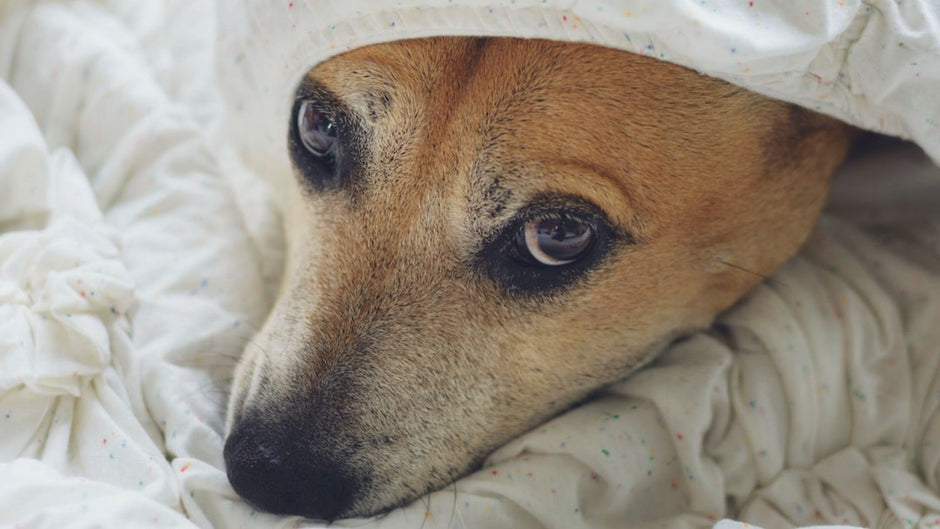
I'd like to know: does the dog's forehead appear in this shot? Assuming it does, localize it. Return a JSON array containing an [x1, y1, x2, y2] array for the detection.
[[301, 37, 790, 248], [307, 37, 655, 135], [305, 39, 654, 227]]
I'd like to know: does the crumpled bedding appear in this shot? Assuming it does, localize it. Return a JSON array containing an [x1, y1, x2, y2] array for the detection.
[[1, 1, 939, 529], [216, 0, 940, 202]]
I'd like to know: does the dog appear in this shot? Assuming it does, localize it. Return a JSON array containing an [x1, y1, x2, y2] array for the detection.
[[222, 36, 855, 520]]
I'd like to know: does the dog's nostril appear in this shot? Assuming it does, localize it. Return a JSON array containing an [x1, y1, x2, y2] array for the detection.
[[223, 421, 360, 520]]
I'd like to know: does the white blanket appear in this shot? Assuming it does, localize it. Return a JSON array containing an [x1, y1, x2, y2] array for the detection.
[[1, 1, 940, 529], [216, 0, 940, 200]]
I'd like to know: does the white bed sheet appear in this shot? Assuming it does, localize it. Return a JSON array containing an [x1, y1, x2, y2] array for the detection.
[[1, 2, 939, 529]]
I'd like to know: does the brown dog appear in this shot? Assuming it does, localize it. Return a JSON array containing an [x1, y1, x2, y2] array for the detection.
[[223, 37, 854, 520]]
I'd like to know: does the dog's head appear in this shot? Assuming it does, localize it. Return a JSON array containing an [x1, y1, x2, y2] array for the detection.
[[223, 37, 853, 519]]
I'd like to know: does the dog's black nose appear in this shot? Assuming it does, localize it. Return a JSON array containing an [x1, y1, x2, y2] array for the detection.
[[223, 419, 360, 520]]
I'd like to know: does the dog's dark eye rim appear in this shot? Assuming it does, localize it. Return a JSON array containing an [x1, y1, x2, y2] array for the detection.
[[288, 86, 356, 191]]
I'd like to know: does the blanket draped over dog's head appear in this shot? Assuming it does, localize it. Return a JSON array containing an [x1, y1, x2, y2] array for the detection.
[[217, 0, 940, 188]]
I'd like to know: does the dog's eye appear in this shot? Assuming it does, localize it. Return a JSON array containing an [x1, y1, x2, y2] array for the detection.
[[513, 217, 595, 266], [480, 202, 620, 296], [297, 100, 338, 157]]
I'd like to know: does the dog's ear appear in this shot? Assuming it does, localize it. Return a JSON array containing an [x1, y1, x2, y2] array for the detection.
[[764, 105, 857, 178]]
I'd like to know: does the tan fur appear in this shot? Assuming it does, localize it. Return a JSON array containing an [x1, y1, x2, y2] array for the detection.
[[224, 37, 854, 519]]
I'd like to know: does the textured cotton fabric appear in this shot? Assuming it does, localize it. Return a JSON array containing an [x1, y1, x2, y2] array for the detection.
[[216, 0, 940, 197]]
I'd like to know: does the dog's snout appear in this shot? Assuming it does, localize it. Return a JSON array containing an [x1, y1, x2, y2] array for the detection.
[[223, 418, 361, 520]]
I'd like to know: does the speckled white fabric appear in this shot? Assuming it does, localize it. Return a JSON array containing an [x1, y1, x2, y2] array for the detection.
[[1, 1, 939, 529], [215, 0, 940, 199]]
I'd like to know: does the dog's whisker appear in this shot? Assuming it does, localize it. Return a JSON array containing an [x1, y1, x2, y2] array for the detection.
[[716, 257, 787, 288], [401, 482, 433, 529], [418, 490, 431, 529], [446, 467, 459, 529]]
